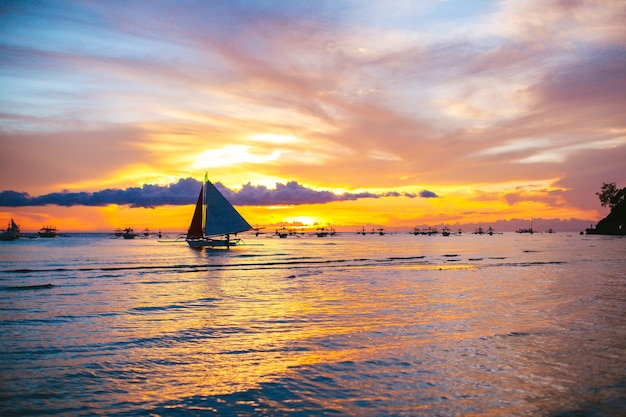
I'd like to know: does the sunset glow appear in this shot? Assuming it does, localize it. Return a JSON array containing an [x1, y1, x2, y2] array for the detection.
[[1, 1, 624, 232]]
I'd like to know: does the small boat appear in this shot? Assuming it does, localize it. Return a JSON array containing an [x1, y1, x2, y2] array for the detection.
[[516, 220, 534, 234], [122, 228, 138, 239], [38, 225, 58, 238], [441, 226, 451, 236], [186, 176, 252, 248], [315, 227, 329, 237], [413, 226, 437, 235], [276, 226, 289, 238], [0, 218, 20, 241]]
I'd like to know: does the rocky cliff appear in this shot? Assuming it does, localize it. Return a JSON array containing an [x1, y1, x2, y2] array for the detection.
[[587, 199, 626, 235]]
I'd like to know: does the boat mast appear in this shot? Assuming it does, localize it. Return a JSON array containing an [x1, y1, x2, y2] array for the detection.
[[202, 173, 208, 237]]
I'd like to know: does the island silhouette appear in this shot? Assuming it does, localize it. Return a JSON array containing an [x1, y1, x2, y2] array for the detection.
[[587, 182, 625, 235]]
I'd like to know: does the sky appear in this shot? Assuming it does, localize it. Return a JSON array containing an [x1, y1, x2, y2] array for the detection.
[[1, 0, 625, 232]]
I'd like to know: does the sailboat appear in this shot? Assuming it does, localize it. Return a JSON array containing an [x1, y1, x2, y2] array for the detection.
[[186, 176, 252, 248], [0, 218, 20, 241]]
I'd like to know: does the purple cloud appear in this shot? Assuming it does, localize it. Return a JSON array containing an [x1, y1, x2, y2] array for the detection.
[[419, 190, 439, 198], [0, 179, 433, 208]]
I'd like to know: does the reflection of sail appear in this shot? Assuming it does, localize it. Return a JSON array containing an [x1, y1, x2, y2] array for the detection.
[[186, 177, 252, 248]]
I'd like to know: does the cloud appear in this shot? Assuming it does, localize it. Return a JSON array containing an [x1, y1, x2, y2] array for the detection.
[[419, 190, 439, 198], [0, 179, 430, 208], [0, 178, 200, 208], [0, 0, 623, 222]]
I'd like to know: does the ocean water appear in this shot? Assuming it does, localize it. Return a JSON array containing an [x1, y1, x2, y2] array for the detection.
[[1, 232, 625, 416]]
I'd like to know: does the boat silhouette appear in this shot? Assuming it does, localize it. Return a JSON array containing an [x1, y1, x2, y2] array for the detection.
[[186, 176, 252, 248]]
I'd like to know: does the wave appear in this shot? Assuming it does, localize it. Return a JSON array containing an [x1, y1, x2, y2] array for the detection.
[[0, 256, 571, 276], [487, 261, 566, 267], [2, 283, 54, 291]]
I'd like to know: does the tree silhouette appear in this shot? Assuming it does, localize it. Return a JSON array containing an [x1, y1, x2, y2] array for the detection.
[[596, 182, 625, 210]]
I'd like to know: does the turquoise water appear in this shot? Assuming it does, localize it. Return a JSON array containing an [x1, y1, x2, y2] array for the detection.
[[1, 232, 625, 416]]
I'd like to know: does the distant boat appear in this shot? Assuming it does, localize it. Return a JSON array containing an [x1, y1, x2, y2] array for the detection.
[[413, 226, 437, 235], [487, 226, 502, 235], [38, 225, 58, 238], [474, 226, 499, 235], [516, 220, 534, 234], [0, 219, 20, 241], [427, 227, 438, 236], [316, 227, 329, 237], [276, 226, 289, 238], [122, 227, 138, 239], [186, 177, 252, 248], [441, 226, 450, 236]]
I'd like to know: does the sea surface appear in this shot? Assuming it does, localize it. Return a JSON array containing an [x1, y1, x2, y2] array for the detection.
[[1, 232, 625, 416]]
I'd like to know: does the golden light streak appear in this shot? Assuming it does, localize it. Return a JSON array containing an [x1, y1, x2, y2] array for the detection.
[[192, 145, 281, 169], [248, 133, 301, 144]]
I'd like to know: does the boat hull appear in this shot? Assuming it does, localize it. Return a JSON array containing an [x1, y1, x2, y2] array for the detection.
[[186, 238, 242, 248]]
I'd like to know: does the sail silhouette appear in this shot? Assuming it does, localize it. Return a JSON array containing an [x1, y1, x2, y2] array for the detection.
[[186, 177, 252, 248]]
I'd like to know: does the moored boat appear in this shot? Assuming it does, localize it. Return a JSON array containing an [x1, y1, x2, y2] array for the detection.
[[122, 228, 138, 239], [516, 220, 534, 234], [315, 227, 329, 237], [0, 218, 20, 241], [275, 226, 289, 238], [38, 225, 58, 238]]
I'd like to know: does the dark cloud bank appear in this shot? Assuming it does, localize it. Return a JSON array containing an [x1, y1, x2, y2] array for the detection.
[[0, 178, 436, 208]]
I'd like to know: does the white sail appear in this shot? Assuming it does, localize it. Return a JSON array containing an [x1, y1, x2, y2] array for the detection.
[[203, 180, 252, 236]]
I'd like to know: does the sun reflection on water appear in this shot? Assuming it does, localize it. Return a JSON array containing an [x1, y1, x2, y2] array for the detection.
[[1, 234, 624, 416]]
